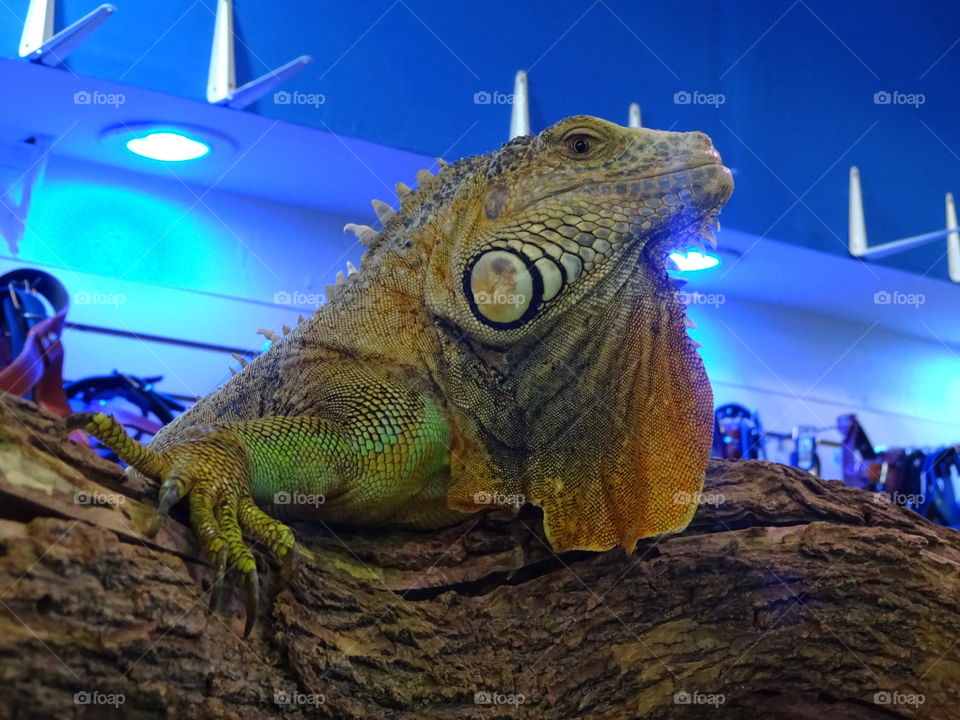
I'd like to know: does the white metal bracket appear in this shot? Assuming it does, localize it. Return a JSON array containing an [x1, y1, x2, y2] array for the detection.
[[0, 136, 52, 255], [849, 166, 960, 283], [207, 0, 311, 110], [509, 70, 530, 139], [19, 1, 115, 66], [628, 102, 642, 128]]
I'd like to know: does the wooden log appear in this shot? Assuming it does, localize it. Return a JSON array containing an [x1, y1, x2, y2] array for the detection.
[[0, 394, 956, 719]]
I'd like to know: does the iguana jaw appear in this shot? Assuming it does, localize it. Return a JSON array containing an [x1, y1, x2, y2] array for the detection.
[[542, 160, 732, 257]]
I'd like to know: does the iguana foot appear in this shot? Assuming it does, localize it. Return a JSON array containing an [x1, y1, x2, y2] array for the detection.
[[67, 412, 296, 637]]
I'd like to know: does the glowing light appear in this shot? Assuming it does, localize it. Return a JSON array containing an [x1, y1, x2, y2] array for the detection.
[[125, 132, 210, 162], [669, 248, 721, 272]]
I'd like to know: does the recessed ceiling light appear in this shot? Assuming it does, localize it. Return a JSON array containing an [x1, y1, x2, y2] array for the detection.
[[100, 123, 234, 165], [669, 248, 721, 272], [125, 131, 210, 161]]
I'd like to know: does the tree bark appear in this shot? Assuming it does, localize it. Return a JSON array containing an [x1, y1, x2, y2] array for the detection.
[[0, 395, 957, 719]]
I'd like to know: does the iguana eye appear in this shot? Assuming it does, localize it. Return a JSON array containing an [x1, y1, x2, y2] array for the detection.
[[465, 249, 542, 329], [561, 130, 603, 159], [568, 135, 591, 155]]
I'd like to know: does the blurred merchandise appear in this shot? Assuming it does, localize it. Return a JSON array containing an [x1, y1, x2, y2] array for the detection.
[[839, 413, 960, 524], [712, 403, 765, 460], [789, 425, 821, 477]]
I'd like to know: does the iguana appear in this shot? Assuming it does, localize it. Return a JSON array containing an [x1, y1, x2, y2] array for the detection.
[[68, 115, 733, 635]]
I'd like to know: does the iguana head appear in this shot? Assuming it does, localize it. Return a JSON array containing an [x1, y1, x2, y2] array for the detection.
[[348, 115, 733, 553]]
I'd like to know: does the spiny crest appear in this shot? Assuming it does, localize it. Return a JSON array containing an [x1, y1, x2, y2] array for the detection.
[[341, 154, 476, 255], [341, 131, 542, 258], [227, 318, 303, 376], [323, 259, 360, 302]]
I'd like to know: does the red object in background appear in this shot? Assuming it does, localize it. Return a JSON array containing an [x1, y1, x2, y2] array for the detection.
[[0, 269, 72, 417], [0, 310, 71, 416]]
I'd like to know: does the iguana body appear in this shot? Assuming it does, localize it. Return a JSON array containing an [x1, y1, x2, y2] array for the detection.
[[71, 116, 733, 634]]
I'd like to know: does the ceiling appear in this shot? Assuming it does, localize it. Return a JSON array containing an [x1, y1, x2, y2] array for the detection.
[[1, 0, 959, 282]]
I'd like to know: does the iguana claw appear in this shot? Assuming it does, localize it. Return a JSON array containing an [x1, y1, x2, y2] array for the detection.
[[243, 568, 260, 638], [147, 477, 183, 537], [209, 548, 229, 613]]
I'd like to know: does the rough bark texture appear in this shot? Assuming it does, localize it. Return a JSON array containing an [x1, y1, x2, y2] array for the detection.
[[0, 395, 957, 719]]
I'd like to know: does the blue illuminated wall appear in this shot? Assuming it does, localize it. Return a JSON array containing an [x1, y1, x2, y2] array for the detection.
[[0, 153, 362, 400], [18, 155, 358, 300]]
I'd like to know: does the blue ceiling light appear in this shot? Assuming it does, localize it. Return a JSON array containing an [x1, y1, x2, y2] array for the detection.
[[669, 248, 721, 272], [125, 131, 210, 162], [100, 123, 233, 166]]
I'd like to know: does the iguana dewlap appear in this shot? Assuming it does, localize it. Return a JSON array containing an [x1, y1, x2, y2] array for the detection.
[[70, 115, 733, 634]]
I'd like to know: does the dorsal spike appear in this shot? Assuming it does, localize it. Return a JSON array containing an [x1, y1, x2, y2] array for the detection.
[[346, 261, 358, 276], [325, 284, 337, 300], [229, 366, 237, 377], [231, 352, 248, 368], [701, 226, 717, 248], [396, 182, 412, 201], [436, 157, 449, 168], [683, 316, 697, 329], [336, 271, 346, 286], [282, 324, 292, 335], [297, 314, 305, 324], [344, 223, 379, 248], [416, 168, 433, 186], [671, 276, 689, 289], [371, 199, 397, 225], [257, 328, 281, 343]]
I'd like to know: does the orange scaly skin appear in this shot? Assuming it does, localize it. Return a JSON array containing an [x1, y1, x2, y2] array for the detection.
[[70, 116, 733, 634]]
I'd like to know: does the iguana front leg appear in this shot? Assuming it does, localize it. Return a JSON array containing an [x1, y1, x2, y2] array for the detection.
[[67, 382, 462, 636]]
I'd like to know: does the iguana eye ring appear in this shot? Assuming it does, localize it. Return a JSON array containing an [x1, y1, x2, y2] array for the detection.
[[464, 248, 543, 329]]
